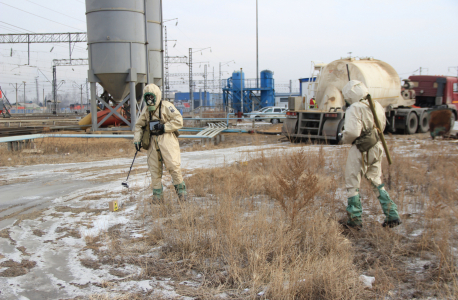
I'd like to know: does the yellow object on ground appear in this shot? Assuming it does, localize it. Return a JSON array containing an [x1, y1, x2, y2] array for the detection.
[[134, 84, 184, 189], [79, 113, 92, 129]]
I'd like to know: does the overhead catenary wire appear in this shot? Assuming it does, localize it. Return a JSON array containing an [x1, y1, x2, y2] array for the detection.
[[0, 21, 33, 33], [0, 2, 86, 31], [23, 0, 86, 23]]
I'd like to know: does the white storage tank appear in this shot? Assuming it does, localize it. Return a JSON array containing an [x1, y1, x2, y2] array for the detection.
[[315, 58, 414, 111], [86, 0, 163, 131]]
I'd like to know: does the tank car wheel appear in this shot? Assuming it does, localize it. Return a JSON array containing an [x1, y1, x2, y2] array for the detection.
[[271, 118, 279, 124], [417, 112, 429, 133], [405, 113, 418, 135], [330, 118, 345, 145], [255, 116, 261, 121]]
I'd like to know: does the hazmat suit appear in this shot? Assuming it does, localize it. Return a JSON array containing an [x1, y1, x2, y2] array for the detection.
[[341, 80, 401, 228], [133, 84, 187, 201]]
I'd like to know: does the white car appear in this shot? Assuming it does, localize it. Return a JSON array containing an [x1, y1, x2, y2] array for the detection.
[[249, 107, 287, 124]]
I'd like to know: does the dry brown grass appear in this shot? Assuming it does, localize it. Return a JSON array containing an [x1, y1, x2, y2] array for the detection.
[[0, 137, 136, 167], [0, 259, 36, 277], [87, 146, 364, 299], [0, 133, 280, 167], [82, 138, 458, 299]]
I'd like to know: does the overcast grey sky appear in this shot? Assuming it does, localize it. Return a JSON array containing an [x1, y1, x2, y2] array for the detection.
[[0, 0, 457, 100]]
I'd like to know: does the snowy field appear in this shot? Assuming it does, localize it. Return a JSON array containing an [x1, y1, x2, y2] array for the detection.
[[0, 134, 457, 299], [1, 143, 335, 299]]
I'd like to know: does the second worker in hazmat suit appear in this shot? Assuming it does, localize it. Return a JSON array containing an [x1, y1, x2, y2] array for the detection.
[[341, 80, 401, 228], [133, 84, 187, 202]]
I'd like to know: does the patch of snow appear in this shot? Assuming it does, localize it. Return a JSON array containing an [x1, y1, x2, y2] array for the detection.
[[136, 280, 153, 291], [359, 275, 375, 289], [81, 214, 130, 237], [410, 229, 424, 237], [215, 292, 229, 298]]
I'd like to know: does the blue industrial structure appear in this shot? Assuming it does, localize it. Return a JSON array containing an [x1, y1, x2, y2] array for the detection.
[[223, 70, 275, 113]]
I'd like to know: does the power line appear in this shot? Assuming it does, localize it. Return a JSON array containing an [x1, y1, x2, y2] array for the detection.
[[1, 2, 85, 31], [0, 21, 33, 33], [24, 0, 86, 22]]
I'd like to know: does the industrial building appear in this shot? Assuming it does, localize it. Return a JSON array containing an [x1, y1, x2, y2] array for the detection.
[[174, 92, 222, 108]]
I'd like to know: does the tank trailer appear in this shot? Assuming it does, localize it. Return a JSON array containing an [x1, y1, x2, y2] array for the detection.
[[282, 58, 458, 143]]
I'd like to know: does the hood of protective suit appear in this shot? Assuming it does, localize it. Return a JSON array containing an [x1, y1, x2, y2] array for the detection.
[[143, 83, 162, 103], [342, 80, 369, 105], [143, 83, 162, 111]]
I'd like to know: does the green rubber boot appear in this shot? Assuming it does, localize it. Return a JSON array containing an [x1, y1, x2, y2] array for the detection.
[[346, 194, 363, 228], [152, 185, 163, 204], [174, 181, 187, 201], [377, 184, 401, 227]]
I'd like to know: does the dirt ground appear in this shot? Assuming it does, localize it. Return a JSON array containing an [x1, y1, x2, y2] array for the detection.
[[0, 128, 457, 299]]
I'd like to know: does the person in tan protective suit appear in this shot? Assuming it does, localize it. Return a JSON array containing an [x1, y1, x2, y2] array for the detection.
[[341, 80, 401, 228], [133, 83, 187, 201]]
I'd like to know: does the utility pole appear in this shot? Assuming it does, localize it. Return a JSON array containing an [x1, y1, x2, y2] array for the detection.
[[163, 26, 178, 101], [35, 77, 39, 106], [9, 83, 23, 113], [252, 71, 255, 128], [240, 68, 243, 113], [219, 62, 222, 104], [80, 84, 83, 113], [69, 33, 72, 64], [73, 82, 84, 113], [43, 88, 44, 113], [256, 0, 259, 88], [27, 34, 30, 65], [188, 47, 211, 111], [86, 78, 89, 110], [53, 66, 57, 113], [204, 64, 207, 106], [164, 26, 169, 100], [23, 82, 26, 104], [189, 48, 193, 112]]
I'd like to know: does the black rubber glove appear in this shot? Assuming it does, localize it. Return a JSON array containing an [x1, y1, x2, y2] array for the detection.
[[134, 142, 142, 152], [154, 123, 165, 133]]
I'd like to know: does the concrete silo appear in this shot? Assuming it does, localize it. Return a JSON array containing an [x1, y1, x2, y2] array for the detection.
[[86, 0, 163, 131]]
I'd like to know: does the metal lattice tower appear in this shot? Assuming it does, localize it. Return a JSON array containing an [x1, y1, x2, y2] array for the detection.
[[164, 26, 170, 101], [35, 77, 39, 105], [189, 48, 193, 110], [204, 64, 207, 105]]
